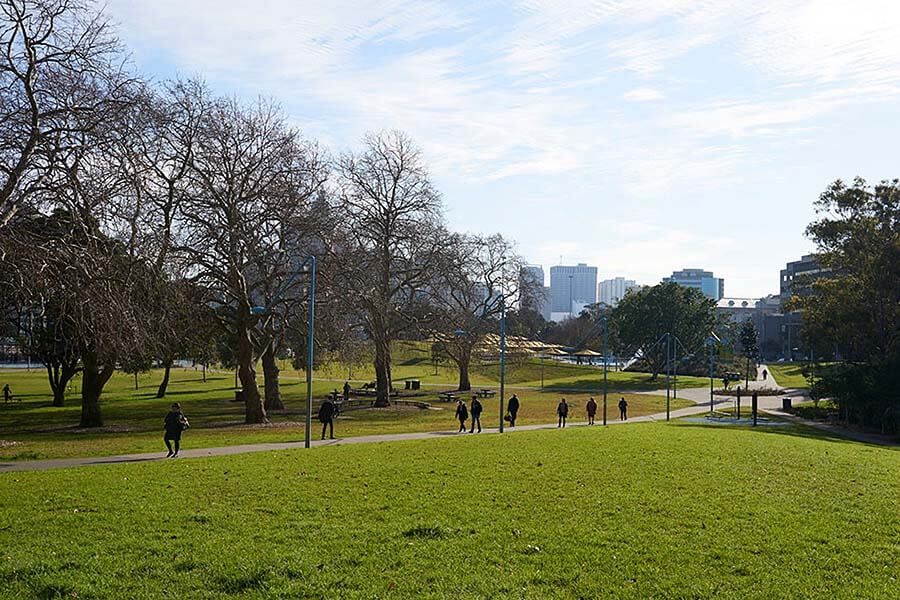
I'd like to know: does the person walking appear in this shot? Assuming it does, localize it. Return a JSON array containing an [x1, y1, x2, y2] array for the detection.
[[2, 384, 10, 403], [343, 381, 351, 402], [455, 399, 469, 432], [762, 368, 768, 381], [319, 397, 336, 440], [163, 403, 190, 458], [470, 395, 483, 433], [618, 397, 628, 421], [586, 397, 597, 425], [557, 398, 568, 428], [507, 394, 520, 427]]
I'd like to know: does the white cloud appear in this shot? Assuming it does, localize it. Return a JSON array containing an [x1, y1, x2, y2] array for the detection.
[[623, 87, 664, 102]]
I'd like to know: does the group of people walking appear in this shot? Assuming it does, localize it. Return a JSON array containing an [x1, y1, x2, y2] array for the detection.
[[165, 391, 633, 456], [455, 394, 629, 432]]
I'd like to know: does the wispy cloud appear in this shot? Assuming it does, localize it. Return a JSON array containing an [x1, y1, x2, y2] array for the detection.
[[105, 0, 900, 295]]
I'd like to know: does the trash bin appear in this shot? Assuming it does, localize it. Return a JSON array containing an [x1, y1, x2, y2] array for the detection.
[[782, 397, 792, 411], [411, 380, 420, 390], [405, 380, 412, 390], [234, 389, 245, 403]]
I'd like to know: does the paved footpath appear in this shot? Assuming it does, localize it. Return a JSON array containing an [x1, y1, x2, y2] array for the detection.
[[9, 369, 889, 474]]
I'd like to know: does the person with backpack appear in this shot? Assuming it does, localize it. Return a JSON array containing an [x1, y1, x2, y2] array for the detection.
[[586, 397, 597, 425], [507, 393, 520, 427], [455, 399, 468, 432], [618, 397, 628, 421], [470, 395, 483, 433], [557, 398, 569, 428], [319, 397, 336, 440], [163, 403, 190, 458]]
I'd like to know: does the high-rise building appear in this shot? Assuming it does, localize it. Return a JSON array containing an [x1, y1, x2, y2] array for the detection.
[[598, 277, 639, 306], [519, 265, 551, 321], [663, 268, 724, 300], [549, 264, 597, 320], [780, 254, 824, 300]]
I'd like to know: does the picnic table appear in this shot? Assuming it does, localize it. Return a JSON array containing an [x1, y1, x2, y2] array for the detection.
[[437, 391, 458, 402], [476, 389, 496, 398]]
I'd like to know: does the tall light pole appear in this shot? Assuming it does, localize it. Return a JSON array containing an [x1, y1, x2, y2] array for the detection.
[[706, 336, 716, 413], [568, 274, 574, 317], [499, 295, 506, 433], [665, 332, 671, 421], [602, 316, 608, 426], [251, 255, 316, 448]]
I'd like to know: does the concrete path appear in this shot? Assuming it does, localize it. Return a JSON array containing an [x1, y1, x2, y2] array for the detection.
[[0, 399, 742, 473]]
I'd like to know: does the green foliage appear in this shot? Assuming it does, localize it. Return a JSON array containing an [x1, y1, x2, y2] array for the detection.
[[611, 282, 717, 378], [790, 178, 900, 431], [1, 424, 898, 598]]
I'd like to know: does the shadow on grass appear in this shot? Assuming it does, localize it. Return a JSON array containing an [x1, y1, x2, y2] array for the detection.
[[673, 416, 899, 449]]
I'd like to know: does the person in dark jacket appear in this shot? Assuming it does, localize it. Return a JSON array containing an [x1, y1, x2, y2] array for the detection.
[[586, 397, 597, 425], [618, 397, 628, 421], [2, 384, 11, 403], [343, 381, 351, 402], [507, 394, 520, 427], [557, 398, 568, 428], [319, 397, 336, 440], [164, 403, 189, 458], [470, 395, 483, 433], [455, 399, 468, 432]]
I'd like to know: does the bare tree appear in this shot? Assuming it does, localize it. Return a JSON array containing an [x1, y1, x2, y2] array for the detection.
[[178, 96, 327, 424], [332, 131, 444, 406], [0, 0, 130, 224], [429, 233, 522, 391]]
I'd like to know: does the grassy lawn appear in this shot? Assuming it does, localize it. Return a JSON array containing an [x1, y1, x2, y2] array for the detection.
[[1, 421, 898, 598], [767, 363, 810, 389], [0, 367, 689, 460]]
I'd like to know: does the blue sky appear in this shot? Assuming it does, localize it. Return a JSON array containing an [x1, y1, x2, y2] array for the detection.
[[106, 0, 900, 298]]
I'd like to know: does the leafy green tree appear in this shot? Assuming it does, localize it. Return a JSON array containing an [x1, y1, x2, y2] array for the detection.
[[611, 282, 717, 380], [789, 177, 900, 431], [738, 319, 759, 389]]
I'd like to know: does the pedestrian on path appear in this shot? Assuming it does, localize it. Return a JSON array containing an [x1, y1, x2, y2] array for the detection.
[[507, 394, 520, 427], [470, 395, 483, 433], [762, 368, 768, 381], [618, 397, 628, 421], [557, 398, 568, 428], [3, 384, 11, 403], [319, 397, 335, 440], [343, 381, 351, 402], [455, 399, 468, 432], [586, 397, 597, 425], [163, 403, 190, 458]]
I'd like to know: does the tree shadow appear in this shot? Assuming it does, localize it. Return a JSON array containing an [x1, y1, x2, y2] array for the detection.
[[673, 416, 899, 449]]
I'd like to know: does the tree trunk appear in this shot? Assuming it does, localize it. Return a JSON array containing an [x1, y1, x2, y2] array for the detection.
[[48, 361, 80, 407], [457, 345, 472, 391], [237, 324, 267, 424], [373, 337, 392, 407], [156, 359, 173, 398], [80, 350, 113, 428], [262, 341, 283, 410]]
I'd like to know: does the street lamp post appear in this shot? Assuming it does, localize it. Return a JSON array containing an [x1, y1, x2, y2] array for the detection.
[[251, 255, 316, 449], [706, 337, 716, 413], [665, 333, 671, 421], [602, 316, 608, 426], [499, 295, 506, 433]]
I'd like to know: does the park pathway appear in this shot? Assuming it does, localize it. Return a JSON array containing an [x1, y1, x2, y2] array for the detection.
[[0, 370, 823, 474]]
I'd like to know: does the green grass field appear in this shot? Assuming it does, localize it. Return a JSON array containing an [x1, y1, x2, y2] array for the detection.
[[1, 420, 897, 598], [767, 364, 810, 388], [0, 366, 690, 461]]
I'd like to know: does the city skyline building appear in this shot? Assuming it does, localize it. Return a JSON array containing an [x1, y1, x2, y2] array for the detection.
[[663, 268, 725, 300], [598, 277, 639, 307], [549, 263, 597, 321]]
